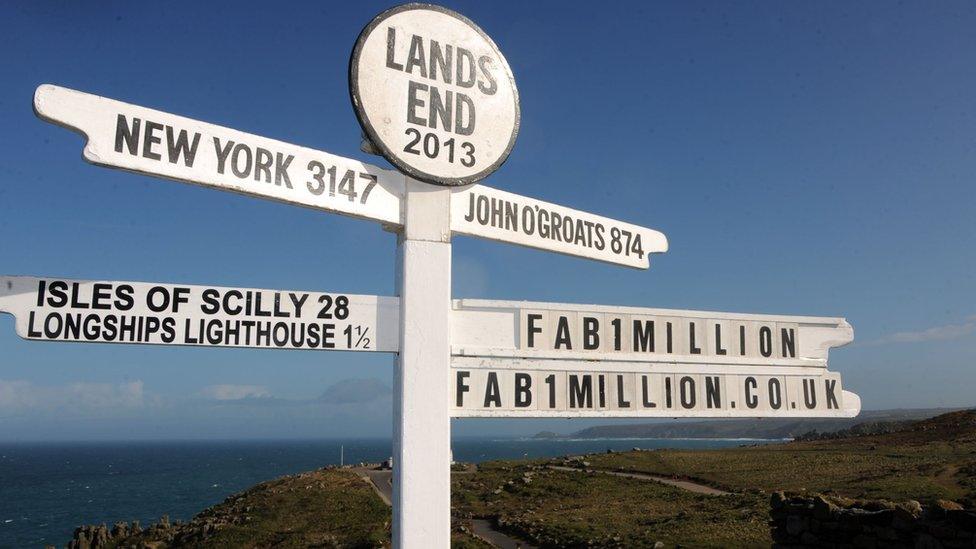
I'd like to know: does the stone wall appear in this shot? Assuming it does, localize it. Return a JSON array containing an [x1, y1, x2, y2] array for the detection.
[[770, 492, 976, 548]]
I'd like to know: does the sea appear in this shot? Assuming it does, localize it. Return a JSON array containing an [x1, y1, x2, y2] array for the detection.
[[0, 437, 783, 548]]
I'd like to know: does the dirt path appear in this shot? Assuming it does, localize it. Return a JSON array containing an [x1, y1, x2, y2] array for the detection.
[[359, 469, 392, 505], [353, 466, 535, 548], [548, 465, 730, 496], [469, 519, 538, 549]]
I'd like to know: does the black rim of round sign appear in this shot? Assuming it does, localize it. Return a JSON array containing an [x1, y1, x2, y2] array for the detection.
[[349, 3, 521, 187]]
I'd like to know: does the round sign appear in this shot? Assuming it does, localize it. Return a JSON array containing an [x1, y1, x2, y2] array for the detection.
[[349, 4, 520, 186]]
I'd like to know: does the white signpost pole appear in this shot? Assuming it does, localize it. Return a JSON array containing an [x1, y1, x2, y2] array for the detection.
[[393, 180, 453, 547]]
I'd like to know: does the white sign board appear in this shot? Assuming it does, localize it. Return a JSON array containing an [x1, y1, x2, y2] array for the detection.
[[0, 276, 398, 352], [451, 299, 853, 367], [33, 85, 405, 225], [451, 186, 668, 269], [350, 4, 520, 186], [450, 364, 859, 418], [449, 298, 858, 418]]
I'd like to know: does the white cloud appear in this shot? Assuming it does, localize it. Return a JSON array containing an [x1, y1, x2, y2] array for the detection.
[[67, 380, 145, 408], [0, 379, 147, 411], [201, 384, 271, 401], [865, 315, 976, 346]]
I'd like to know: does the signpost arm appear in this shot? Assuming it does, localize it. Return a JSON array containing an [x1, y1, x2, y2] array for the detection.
[[394, 179, 453, 548]]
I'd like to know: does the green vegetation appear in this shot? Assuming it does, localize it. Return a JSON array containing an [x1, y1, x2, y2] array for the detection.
[[95, 469, 391, 548], [584, 410, 976, 506], [452, 462, 770, 547], [66, 410, 976, 548]]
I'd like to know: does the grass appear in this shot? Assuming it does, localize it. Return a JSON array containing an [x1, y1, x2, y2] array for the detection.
[[452, 462, 771, 548], [584, 437, 976, 505]]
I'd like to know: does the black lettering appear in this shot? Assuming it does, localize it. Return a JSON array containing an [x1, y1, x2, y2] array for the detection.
[[463, 192, 476, 222], [715, 323, 727, 355], [554, 316, 572, 350], [47, 280, 68, 307], [666, 322, 673, 353], [91, 283, 112, 310], [705, 376, 721, 408], [745, 377, 759, 408], [759, 326, 773, 357], [689, 322, 701, 354], [385, 27, 403, 71], [213, 138, 234, 174], [254, 147, 273, 183], [406, 81, 428, 127], [274, 153, 293, 188], [768, 378, 782, 409], [231, 143, 252, 178], [582, 316, 600, 350], [680, 376, 696, 409], [825, 379, 839, 409], [456, 370, 470, 407], [428, 40, 452, 84], [114, 114, 140, 155], [633, 319, 655, 352], [484, 372, 501, 407], [405, 35, 427, 77], [114, 285, 134, 311], [477, 55, 497, 95], [545, 374, 556, 408], [803, 378, 817, 409], [617, 375, 630, 408], [597, 374, 606, 407], [454, 93, 475, 136], [69, 282, 89, 309], [428, 87, 452, 130], [165, 126, 200, 166], [781, 327, 796, 358], [569, 374, 592, 408], [526, 313, 543, 348], [641, 375, 655, 408], [455, 48, 475, 87], [142, 121, 163, 160], [515, 373, 532, 407]]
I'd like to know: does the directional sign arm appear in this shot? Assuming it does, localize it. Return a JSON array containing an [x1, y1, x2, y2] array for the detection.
[[33, 84, 406, 225], [451, 186, 668, 269], [451, 299, 852, 367], [0, 275, 399, 352]]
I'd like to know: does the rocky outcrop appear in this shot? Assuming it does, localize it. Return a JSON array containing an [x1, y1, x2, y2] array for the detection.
[[770, 492, 976, 548], [65, 508, 248, 548]]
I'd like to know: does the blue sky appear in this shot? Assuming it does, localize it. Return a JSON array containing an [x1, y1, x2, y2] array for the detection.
[[1, 1, 974, 440]]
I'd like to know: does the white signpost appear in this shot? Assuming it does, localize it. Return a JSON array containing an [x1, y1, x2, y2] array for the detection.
[[11, 4, 860, 548]]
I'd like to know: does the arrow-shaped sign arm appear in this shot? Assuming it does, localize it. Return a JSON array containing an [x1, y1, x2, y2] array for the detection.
[[450, 186, 668, 269], [32, 84, 406, 225]]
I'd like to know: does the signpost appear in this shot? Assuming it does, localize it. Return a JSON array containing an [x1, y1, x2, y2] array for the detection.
[[7, 4, 860, 548]]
